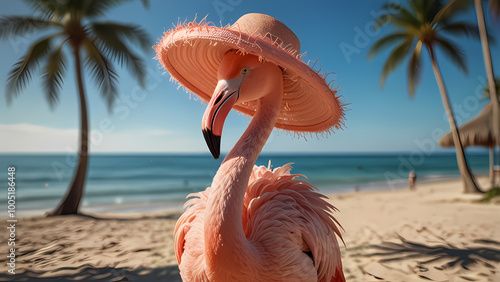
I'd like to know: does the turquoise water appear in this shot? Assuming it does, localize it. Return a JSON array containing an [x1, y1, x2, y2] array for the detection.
[[0, 152, 493, 216]]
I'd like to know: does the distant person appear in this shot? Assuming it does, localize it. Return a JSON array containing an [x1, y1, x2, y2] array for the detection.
[[409, 171, 417, 190]]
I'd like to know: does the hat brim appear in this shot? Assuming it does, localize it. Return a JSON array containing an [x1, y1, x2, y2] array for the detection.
[[155, 20, 344, 134]]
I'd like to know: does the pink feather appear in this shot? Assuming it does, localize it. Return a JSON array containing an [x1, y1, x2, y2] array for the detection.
[[175, 163, 345, 281]]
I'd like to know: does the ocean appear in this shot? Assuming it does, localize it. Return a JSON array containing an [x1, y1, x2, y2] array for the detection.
[[0, 152, 493, 216]]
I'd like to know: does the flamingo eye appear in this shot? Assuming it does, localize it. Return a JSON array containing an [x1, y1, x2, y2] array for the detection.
[[241, 67, 250, 76]]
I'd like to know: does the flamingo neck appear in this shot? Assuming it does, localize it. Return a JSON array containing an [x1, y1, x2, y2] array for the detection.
[[204, 85, 283, 276]]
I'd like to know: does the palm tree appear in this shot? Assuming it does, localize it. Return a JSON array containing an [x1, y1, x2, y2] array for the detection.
[[368, 0, 483, 193], [438, 0, 500, 183], [0, 0, 151, 215], [470, 0, 500, 183]]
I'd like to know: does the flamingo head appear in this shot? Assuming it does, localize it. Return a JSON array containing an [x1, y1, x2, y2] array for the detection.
[[202, 50, 282, 159]]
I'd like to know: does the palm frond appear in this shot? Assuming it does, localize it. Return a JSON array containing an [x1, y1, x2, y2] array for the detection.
[[380, 37, 414, 89], [490, 0, 500, 20], [90, 22, 151, 51], [22, 0, 63, 19], [42, 44, 66, 108], [439, 21, 481, 38], [90, 23, 147, 87], [411, 0, 443, 23], [376, 3, 421, 30], [0, 16, 61, 40], [368, 32, 409, 60], [140, 0, 150, 8], [433, 0, 470, 24], [482, 76, 500, 99], [84, 0, 149, 17], [376, 3, 406, 27], [6, 36, 53, 103], [408, 41, 423, 97], [371, 0, 480, 99], [82, 40, 119, 111], [434, 36, 467, 74]]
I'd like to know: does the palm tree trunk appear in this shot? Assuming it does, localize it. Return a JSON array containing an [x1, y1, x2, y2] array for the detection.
[[475, 0, 500, 179], [490, 147, 495, 187], [49, 46, 89, 215], [427, 45, 483, 193]]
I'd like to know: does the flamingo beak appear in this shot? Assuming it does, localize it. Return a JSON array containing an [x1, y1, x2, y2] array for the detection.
[[202, 78, 242, 159]]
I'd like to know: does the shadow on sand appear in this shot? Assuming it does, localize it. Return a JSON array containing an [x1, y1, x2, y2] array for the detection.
[[74, 212, 183, 221], [359, 234, 500, 270], [0, 212, 184, 282], [0, 265, 181, 282]]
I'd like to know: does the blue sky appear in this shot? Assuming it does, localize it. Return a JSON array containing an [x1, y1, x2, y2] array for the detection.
[[0, 0, 499, 154]]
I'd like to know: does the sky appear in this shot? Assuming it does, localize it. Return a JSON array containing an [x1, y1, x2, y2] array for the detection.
[[0, 0, 499, 154]]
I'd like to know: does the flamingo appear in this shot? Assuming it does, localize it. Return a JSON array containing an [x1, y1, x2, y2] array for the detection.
[[174, 50, 345, 281]]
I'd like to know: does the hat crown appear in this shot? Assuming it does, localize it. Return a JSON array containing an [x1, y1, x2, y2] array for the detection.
[[155, 12, 343, 134], [230, 13, 300, 53]]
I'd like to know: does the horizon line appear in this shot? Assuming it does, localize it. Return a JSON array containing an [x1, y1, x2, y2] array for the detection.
[[0, 150, 491, 156]]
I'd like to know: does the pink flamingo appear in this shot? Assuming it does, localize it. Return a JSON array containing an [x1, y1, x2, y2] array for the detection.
[[156, 13, 345, 282], [175, 51, 344, 281]]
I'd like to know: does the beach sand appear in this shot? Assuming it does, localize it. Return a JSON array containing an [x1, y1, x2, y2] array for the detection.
[[1, 177, 499, 281]]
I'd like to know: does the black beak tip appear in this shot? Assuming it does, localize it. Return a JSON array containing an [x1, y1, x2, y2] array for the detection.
[[202, 129, 221, 160]]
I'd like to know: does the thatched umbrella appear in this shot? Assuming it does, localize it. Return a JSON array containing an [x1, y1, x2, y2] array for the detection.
[[439, 102, 498, 186]]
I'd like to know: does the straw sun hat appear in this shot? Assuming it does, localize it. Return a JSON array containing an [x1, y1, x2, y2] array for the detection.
[[155, 13, 344, 135]]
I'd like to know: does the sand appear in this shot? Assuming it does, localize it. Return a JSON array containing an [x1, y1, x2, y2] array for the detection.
[[1, 177, 499, 281], [333, 177, 500, 281]]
